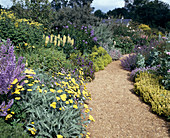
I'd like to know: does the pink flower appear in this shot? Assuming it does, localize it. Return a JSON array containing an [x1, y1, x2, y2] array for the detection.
[[166, 52, 170, 55], [168, 69, 170, 73], [138, 47, 141, 49]]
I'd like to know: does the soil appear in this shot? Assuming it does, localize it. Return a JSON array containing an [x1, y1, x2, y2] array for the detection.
[[85, 54, 170, 138]]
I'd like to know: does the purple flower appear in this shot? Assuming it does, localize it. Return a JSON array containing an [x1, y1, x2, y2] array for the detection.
[[65, 26, 69, 28], [85, 41, 88, 44], [92, 37, 97, 42], [0, 39, 25, 117], [56, 27, 58, 30], [48, 35, 50, 38], [82, 40, 85, 42]]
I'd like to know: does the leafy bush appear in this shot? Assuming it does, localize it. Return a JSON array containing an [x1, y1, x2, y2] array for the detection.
[[59, 22, 100, 55], [70, 53, 95, 81], [156, 50, 170, 90], [134, 72, 169, 119], [114, 36, 135, 54], [16, 47, 75, 75], [0, 118, 31, 138], [0, 38, 25, 117], [89, 46, 112, 72], [108, 48, 123, 60], [138, 24, 151, 32], [0, 9, 44, 53]]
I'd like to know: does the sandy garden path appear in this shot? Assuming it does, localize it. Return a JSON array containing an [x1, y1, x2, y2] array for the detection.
[[85, 55, 170, 138]]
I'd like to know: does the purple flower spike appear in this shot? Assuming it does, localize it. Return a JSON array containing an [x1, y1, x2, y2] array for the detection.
[[92, 37, 97, 42]]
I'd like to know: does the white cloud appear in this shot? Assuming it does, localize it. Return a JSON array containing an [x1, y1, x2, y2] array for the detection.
[[91, 0, 125, 13]]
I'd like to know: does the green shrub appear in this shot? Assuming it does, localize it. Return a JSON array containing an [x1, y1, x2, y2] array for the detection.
[[0, 9, 44, 53], [16, 47, 75, 74], [134, 72, 169, 119], [89, 46, 112, 72], [0, 118, 31, 138]]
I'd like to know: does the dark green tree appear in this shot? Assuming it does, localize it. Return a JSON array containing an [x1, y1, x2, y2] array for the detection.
[[94, 9, 107, 19]]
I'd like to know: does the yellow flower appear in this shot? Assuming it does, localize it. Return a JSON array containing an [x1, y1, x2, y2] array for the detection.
[[85, 109, 90, 113], [84, 104, 88, 108], [42, 84, 45, 86], [25, 43, 28, 46], [11, 78, 18, 84], [31, 122, 34, 124], [57, 89, 63, 93], [32, 46, 35, 48], [87, 132, 90, 135], [71, 78, 76, 84], [56, 97, 60, 101], [11, 111, 15, 114], [32, 127, 36, 132], [60, 94, 67, 101], [17, 85, 23, 89], [24, 80, 29, 83], [57, 135, 63, 138], [15, 97, 21, 100], [27, 89, 32, 91], [65, 101, 69, 104], [39, 89, 42, 93], [5, 114, 12, 120], [50, 89, 55, 93], [44, 90, 47, 93], [50, 102, 56, 109], [34, 80, 39, 83], [28, 83, 33, 86], [88, 115, 95, 122], [59, 107, 62, 110], [73, 105, 78, 109]]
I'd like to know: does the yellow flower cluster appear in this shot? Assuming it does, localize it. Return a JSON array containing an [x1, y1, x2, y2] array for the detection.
[[44, 34, 74, 47], [48, 69, 92, 113], [28, 127, 37, 135], [138, 24, 151, 31], [0, 9, 42, 27], [134, 72, 170, 117]]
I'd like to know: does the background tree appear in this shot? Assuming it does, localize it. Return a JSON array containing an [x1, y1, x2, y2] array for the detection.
[[94, 9, 107, 19]]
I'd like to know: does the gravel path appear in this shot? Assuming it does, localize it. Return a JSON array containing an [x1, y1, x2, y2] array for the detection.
[[85, 55, 170, 138]]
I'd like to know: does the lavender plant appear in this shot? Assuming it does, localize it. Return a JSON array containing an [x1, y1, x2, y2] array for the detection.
[[0, 38, 25, 117], [120, 54, 138, 71], [130, 65, 161, 82]]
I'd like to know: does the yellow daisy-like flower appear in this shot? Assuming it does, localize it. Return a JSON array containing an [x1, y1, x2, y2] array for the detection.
[[57, 135, 63, 138], [65, 101, 69, 104], [73, 105, 78, 109], [69, 99, 73, 103], [85, 109, 90, 113], [50, 102, 56, 109], [17, 85, 23, 89], [11, 111, 15, 114], [34, 80, 39, 83], [27, 89, 32, 91], [60, 94, 67, 101], [15, 97, 21, 100], [39, 89, 42, 93], [11, 78, 18, 84], [50, 89, 55, 93], [84, 104, 88, 109], [56, 97, 60, 101], [5, 114, 12, 120], [57, 89, 63, 93], [24, 80, 29, 83], [28, 83, 33, 86], [25, 43, 28, 46], [88, 115, 95, 122]]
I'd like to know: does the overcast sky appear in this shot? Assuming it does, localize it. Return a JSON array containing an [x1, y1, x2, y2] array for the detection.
[[0, 0, 170, 13]]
